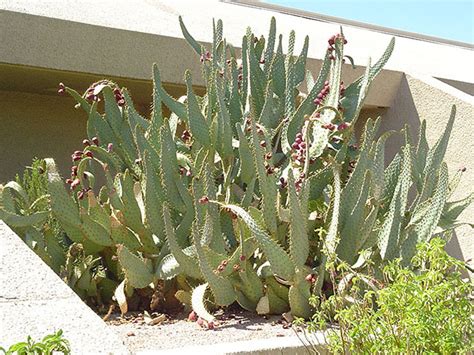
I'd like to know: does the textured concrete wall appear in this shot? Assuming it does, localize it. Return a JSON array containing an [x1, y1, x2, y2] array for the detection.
[[1, 0, 473, 83], [0, 77, 187, 183], [382, 73, 473, 263], [405, 75, 473, 263], [0, 91, 86, 182]]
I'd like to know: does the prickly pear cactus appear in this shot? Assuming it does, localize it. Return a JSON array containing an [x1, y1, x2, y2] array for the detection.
[[1, 16, 471, 323]]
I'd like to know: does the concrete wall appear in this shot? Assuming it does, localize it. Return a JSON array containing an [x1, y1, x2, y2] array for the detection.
[[381, 73, 473, 263], [0, 91, 86, 182], [0, 65, 187, 182], [405, 75, 473, 262]]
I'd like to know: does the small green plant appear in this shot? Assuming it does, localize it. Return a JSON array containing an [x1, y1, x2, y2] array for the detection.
[[297, 238, 474, 354], [1, 159, 67, 274], [0, 330, 71, 355], [14, 158, 49, 212]]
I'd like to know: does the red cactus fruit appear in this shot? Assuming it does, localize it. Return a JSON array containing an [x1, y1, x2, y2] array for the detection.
[[70, 179, 80, 189], [328, 35, 335, 46], [71, 166, 78, 176], [83, 139, 90, 147], [84, 151, 93, 158], [239, 255, 246, 261], [207, 322, 215, 330], [65, 178, 73, 185], [58, 83, 65, 95], [107, 143, 113, 152], [92, 137, 99, 145], [188, 311, 197, 321], [337, 122, 349, 131], [198, 196, 209, 204], [197, 317, 204, 327], [305, 274, 314, 283]]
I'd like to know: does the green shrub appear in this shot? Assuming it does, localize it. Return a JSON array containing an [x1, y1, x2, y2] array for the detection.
[[298, 238, 473, 354], [0, 330, 70, 355], [14, 158, 49, 212]]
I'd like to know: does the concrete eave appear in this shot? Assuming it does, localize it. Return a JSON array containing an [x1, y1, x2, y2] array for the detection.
[[1, 0, 473, 83], [1, 6, 402, 108]]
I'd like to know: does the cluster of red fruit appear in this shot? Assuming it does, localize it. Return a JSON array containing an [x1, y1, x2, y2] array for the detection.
[[65, 137, 102, 199], [305, 273, 317, 284], [58, 81, 125, 107], [178, 165, 192, 177], [65, 164, 91, 200], [290, 132, 314, 168], [244, 117, 264, 135], [224, 59, 244, 88], [187, 311, 215, 330], [199, 51, 212, 63], [198, 196, 209, 204], [263, 151, 274, 176], [322, 121, 350, 132], [181, 129, 192, 143], [347, 160, 356, 174], [213, 255, 247, 276], [70, 137, 100, 162], [313, 80, 330, 107], [327, 33, 347, 60]]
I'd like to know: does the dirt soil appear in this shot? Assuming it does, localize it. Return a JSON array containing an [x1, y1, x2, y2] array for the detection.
[[107, 307, 301, 353]]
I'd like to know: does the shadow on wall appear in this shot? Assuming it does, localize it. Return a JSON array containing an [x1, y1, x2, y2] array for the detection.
[[382, 74, 466, 263]]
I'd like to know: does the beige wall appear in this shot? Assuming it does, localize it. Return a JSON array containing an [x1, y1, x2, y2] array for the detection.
[[381, 73, 473, 264], [406, 75, 473, 263], [0, 64, 189, 183], [0, 91, 86, 182]]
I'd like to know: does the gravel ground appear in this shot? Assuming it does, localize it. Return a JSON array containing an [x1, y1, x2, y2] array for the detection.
[[107, 308, 302, 353]]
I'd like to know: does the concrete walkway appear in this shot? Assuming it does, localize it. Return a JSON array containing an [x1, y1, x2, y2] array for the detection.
[[0, 221, 128, 354]]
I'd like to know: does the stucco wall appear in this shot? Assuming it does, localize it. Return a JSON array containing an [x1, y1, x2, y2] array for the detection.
[[0, 74, 188, 183], [405, 75, 473, 263], [0, 91, 86, 182], [381, 73, 473, 264]]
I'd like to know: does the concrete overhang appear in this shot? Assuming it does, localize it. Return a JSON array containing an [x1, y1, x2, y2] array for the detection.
[[0, 2, 402, 110], [0, 0, 472, 107]]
